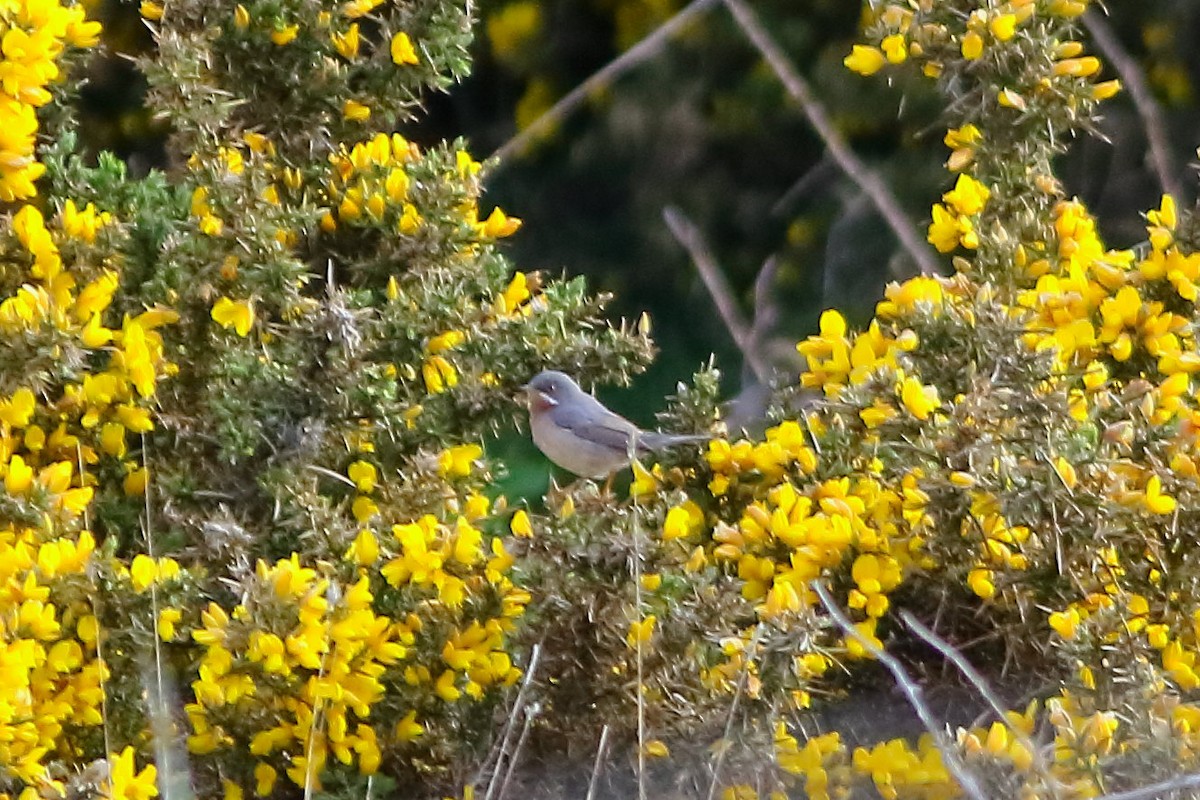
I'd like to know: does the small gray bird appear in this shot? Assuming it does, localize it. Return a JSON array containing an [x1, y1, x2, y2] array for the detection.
[[524, 370, 705, 478]]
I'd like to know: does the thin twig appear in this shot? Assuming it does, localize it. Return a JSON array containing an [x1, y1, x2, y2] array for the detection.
[[81, 440, 113, 766], [489, 0, 722, 168], [1093, 773, 1200, 800], [497, 703, 538, 800], [663, 207, 771, 383], [141, 435, 195, 800], [750, 256, 780, 352], [1082, 9, 1183, 202], [772, 154, 837, 216], [811, 582, 989, 800], [585, 725, 611, 800], [704, 625, 762, 800], [483, 644, 543, 800], [721, 0, 940, 276], [303, 599, 332, 800], [632, 480, 647, 800], [900, 611, 1063, 799]]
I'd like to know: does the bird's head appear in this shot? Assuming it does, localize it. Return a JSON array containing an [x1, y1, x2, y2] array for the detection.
[[523, 370, 578, 413]]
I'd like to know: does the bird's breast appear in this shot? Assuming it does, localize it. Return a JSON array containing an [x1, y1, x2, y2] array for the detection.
[[531, 413, 629, 478]]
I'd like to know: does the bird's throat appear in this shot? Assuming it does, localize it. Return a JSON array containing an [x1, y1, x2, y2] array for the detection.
[[529, 392, 557, 413]]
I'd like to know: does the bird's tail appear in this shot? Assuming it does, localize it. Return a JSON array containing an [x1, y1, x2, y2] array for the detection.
[[636, 431, 709, 452]]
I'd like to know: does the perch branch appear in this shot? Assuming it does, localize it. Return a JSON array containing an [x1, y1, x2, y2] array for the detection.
[[1082, 9, 1183, 201], [489, 0, 722, 169], [721, 0, 941, 276]]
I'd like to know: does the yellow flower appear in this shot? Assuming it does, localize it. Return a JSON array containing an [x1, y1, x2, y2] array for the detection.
[[630, 460, 659, 497], [391, 32, 419, 65], [107, 747, 159, 800], [899, 376, 940, 420], [927, 203, 962, 253], [159, 608, 182, 640], [396, 710, 424, 741], [844, 44, 886, 76], [662, 506, 694, 540], [398, 203, 422, 234], [1053, 456, 1078, 490], [626, 614, 656, 647], [643, 740, 670, 758], [1144, 475, 1177, 515], [968, 567, 996, 600], [481, 207, 522, 238], [125, 466, 149, 496], [100, 422, 127, 458], [1093, 79, 1121, 100], [211, 297, 255, 336], [348, 460, 377, 492], [880, 34, 907, 64], [422, 355, 458, 393], [435, 669, 461, 701], [343, 0, 384, 18], [271, 25, 299, 45], [989, 14, 1017, 41], [510, 509, 533, 538], [352, 495, 379, 521], [0, 387, 36, 427], [427, 330, 466, 353], [131, 554, 158, 592], [942, 174, 991, 216], [346, 528, 380, 565], [439, 443, 482, 478], [254, 763, 277, 796], [343, 100, 371, 121], [332, 24, 361, 59], [961, 31, 984, 60], [6, 455, 33, 495]]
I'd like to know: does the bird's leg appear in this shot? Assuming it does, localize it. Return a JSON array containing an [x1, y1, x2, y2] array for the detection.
[[601, 472, 616, 497]]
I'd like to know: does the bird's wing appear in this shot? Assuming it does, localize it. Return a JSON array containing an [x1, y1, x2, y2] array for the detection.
[[566, 419, 649, 455], [553, 405, 648, 456]]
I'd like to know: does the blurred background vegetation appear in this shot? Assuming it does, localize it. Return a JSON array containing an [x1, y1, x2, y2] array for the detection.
[[76, 0, 1200, 492]]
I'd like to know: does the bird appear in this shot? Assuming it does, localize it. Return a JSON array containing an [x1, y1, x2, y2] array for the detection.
[[523, 369, 706, 478]]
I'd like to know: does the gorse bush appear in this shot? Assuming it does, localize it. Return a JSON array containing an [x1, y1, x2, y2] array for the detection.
[[1, 0, 652, 797], [6, 0, 1200, 799]]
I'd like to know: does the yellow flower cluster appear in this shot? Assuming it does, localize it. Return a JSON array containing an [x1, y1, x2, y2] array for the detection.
[[185, 531, 525, 794], [798, 310, 919, 397], [322, 133, 422, 234], [0, 527, 103, 786], [0, 197, 176, 797], [960, 491, 1032, 601], [0, 1, 99, 201], [321, 134, 520, 241], [847, 0, 1119, 106], [6, 203, 175, 486], [926, 174, 990, 253]]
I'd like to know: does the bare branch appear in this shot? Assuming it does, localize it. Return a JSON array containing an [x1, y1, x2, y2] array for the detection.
[[705, 624, 763, 800], [900, 611, 1065, 800], [1094, 774, 1200, 800], [488, 0, 722, 169], [1082, 9, 1184, 202], [497, 704, 538, 800], [585, 726, 611, 800], [811, 582, 989, 800], [720, 0, 941, 276], [482, 644, 542, 800], [663, 207, 771, 383]]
